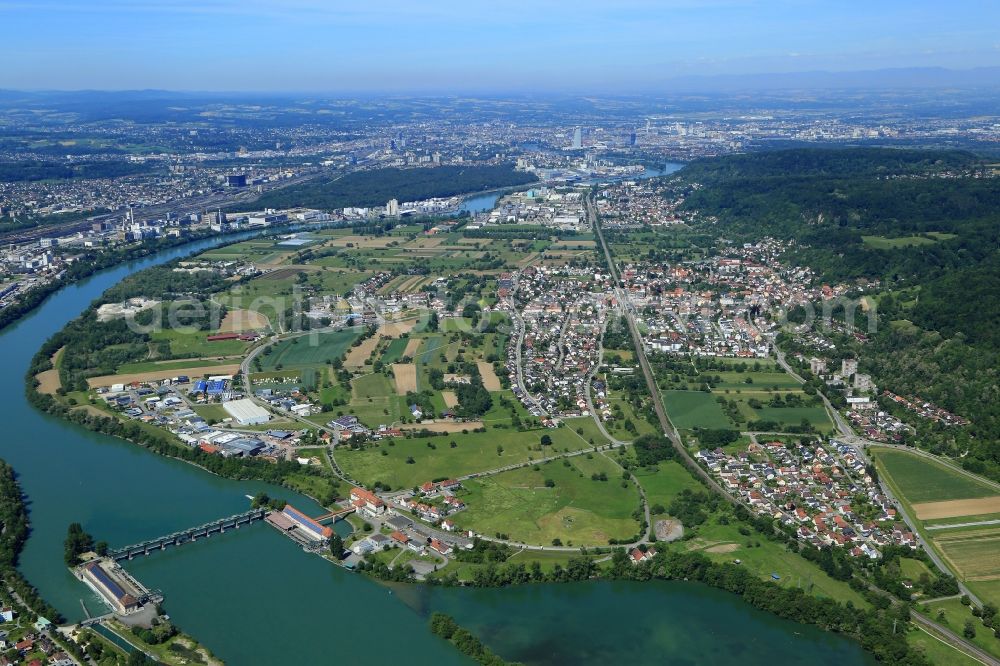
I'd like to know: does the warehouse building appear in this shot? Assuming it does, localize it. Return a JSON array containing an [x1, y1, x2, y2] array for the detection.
[[223, 398, 271, 425]]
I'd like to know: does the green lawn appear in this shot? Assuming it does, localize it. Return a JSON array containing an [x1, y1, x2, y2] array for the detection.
[[906, 624, 981, 666], [862, 234, 955, 249], [562, 416, 612, 448], [336, 425, 592, 490], [438, 548, 586, 582], [419, 335, 445, 364], [872, 448, 998, 504], [748, 405, 834, 433], [712, 371, 802, 390], [481, 391, 537, 427], [352, 372, 394, 400], [346, 372, 404, 426], [678, 518, 869, 607], [633, 461, 703, 510], [150, 327, 248, 358], [605, 394, 657, 442], [259, 328, 364, 370], [454, 454, 642, 546], [922, 597, 1000, 659], [192, 404, 230, 422], [900, 557, 933, 581], [281, 472, 339, 507], [662, 390, 732, 429]]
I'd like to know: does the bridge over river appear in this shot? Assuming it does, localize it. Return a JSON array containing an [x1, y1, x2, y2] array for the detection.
[[109, 508, 268, 561]]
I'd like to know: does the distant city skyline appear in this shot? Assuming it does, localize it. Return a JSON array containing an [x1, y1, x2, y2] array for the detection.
[[2, 0, 999, 92]]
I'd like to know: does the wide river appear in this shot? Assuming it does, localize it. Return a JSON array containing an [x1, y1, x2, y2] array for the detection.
[[2, 198, 872, 664]]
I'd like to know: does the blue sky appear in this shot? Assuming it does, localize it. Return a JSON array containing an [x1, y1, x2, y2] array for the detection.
[[1, 0, 998, 92]]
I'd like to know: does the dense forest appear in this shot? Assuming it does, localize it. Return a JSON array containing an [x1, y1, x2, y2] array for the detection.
[[246, 164, 537, 211], [678, 148, 1000, 480]]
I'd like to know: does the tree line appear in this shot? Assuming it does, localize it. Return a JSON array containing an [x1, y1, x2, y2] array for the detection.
[[245, 165, 537, 211]]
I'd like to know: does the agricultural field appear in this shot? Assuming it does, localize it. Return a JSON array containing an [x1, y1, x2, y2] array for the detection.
[[257, 328, 363, 370], [933, 526, 1000, 581], [967, 579, 1000, 610], [453, 453, 642, 546], [88, 363, 242, 388], [872, 448, 999, 505], [872, 447, 1000, 604], [116, 357, 238, 374], [662, 390, 732, 429], [380, 337, 409, 364]]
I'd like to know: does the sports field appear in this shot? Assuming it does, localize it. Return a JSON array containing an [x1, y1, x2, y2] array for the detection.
[[663, 390, 732, 429], [259, 328, 363, 370], [872, 448, 999, 505]]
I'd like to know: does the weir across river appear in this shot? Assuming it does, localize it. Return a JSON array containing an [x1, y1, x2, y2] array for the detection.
[[109, 508, 267, 561]]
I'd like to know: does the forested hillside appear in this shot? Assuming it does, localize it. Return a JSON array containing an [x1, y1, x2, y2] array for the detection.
[[247, 164, 537, 211], [678, 148, 1000, 481]]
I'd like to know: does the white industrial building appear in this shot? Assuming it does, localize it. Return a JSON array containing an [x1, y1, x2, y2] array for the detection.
[[223, 398, 271, 425]]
